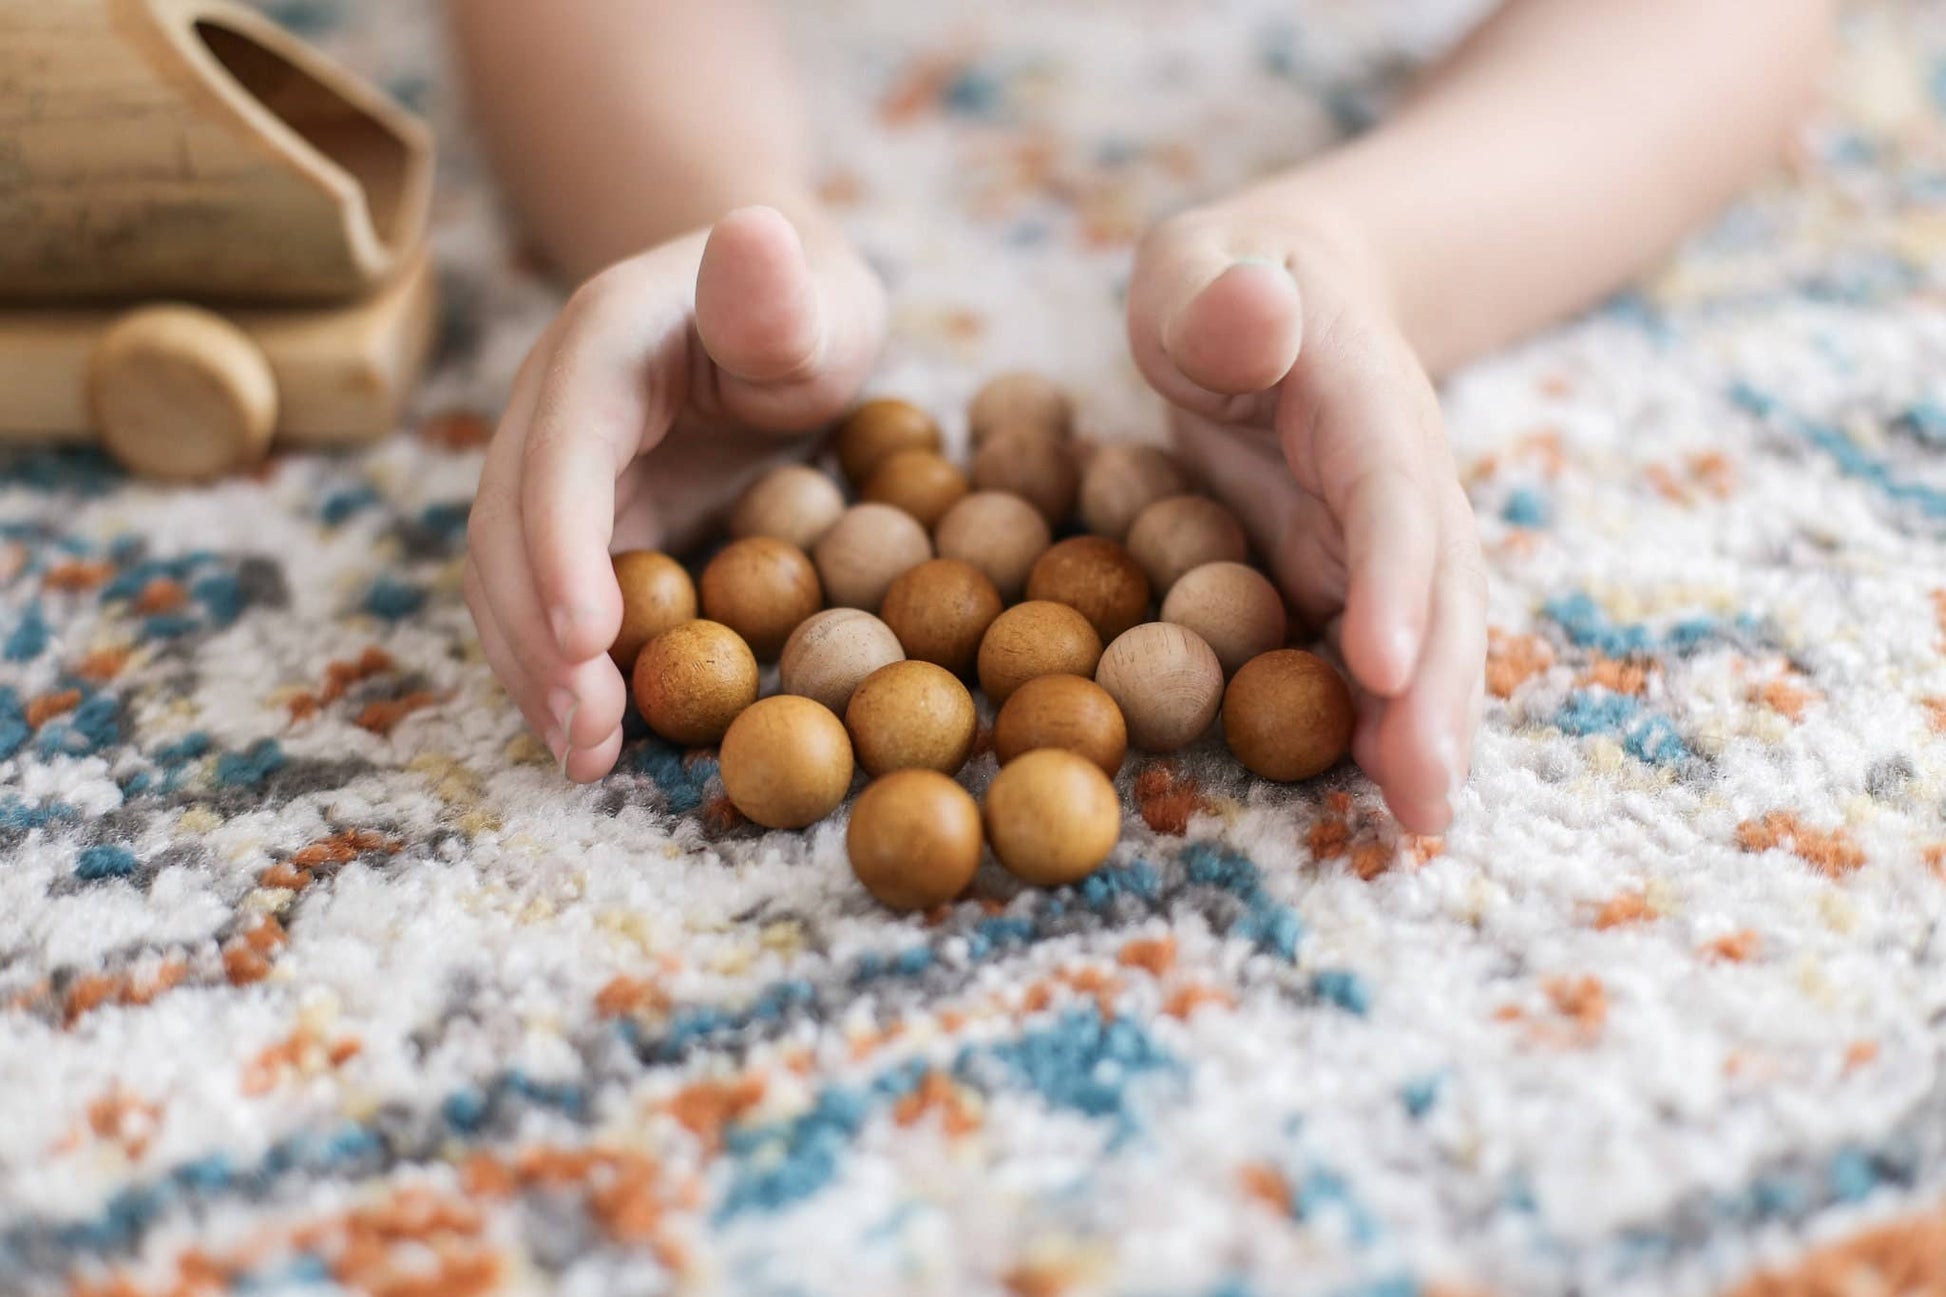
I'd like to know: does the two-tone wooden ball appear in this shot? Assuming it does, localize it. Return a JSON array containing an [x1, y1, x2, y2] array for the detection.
[[879, 558, 1004, 676], [845, 659, 978, 776], [992, 673, 1127, 776], [1126, 495, 1249, 594], [609, 550, 697, 671], [834, 398, 942, 486], [983, 748, 1120, 886], [1094, 622, 1224, 752], [1025, 536, 1152, 643], [968, 372, 1072, 445], [970, 429, 1079, 526], [729, 464, 846, 551], [631, 619, 759, 746], [862, 450, 968, 529], [1222, 649, 1354, 781], [718, 695, 855, 828], [1160, 560, 1285, 676], [933, 491, 1052, 602], [698, 536, 822, 659], [846, 770, 983, 911], [1078, 444, 1189, 540], [779, 608, 905, 715], [976, 600, 1104, 705], [813, 503, 933, 611]]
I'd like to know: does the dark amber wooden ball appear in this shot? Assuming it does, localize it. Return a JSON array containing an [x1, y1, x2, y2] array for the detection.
[[862, 449, 969, 529], [834, 398, 942, 486], [698, 536, 822, 660], [879, 558, 1005, 677], [1221, 649, 1355, 781], [975, 601, 1104, 706], [718, 695, 855, 828], [846, 770, 983, 911], [983, 749, 1119, 886], [845, 659, 978, 776], [1026, 536, 1152, 644], [609, 551, 696, 671], [992, 673, 1127, 776], [630, 619, 758, 747]]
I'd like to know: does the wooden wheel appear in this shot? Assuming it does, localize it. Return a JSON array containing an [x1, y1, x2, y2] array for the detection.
[[87, 306, 278, 481]]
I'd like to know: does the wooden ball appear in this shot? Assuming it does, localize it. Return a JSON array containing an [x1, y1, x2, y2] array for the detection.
[[1161, 561, 1286, 677], [862, 449, 969, 529], [1094, 622, 1223, 752], [933, 491, 1052, 602], [847, 770, 983, 911], [845, 660, 978, 777], [968, 372, 1072, 445], [1026, 536, 1152, 644], [730, 464, 846, 550], [1222, 650, 1354, 781], [1125, 495, 1249, 594], [970, 428, 1079, 526], [779, 608, 905, 715], [977, 601, 1104, 706], [610, 550, 697, 671], [1079, 443, 1190, 540], [992, 673, 1127, 776], [631, 619, 758, 747], [699, 537, 822, 660], [983, 749, 1119, 886], [813, 503, 934, 611], [834, 398, 942, 485], [88, 305, 277, 480], [719, 695, 855, 828], [880, 558, 1004, 676]]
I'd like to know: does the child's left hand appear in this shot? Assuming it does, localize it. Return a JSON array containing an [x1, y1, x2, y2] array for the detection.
[[1126, 197, 1486, 834]]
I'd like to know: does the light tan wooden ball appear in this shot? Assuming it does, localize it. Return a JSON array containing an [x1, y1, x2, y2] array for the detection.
[[983, 748, 1120, 886], [1078, 443, 1191, 540], [729, 464, 847, 551], [1160, 561, 1287, 677], [970, 428, 1079, 526], [631, 619, 759, 747], [699, 536, 823, 660], [862, 449, 969, 529], [845, 660, 978, 777], [813, 503, 934, 611], [1222, 650, 1355, 782], [992, 673, 1127, 776], [834, 398, 942, 486], [976, 601, 1104, 706], [968, 372, 1073, 445], [933, 491, 1052, 602], [718, 695, 855, 829], [1125, 495, 1250, 594], [779, 608, 905, 715], [1094, 622, 1224, 752], [610, 550, 698, 671], [847, 770, 984, 911], [1025, 536, 1152, 644], [879, 558, 1005, 676]]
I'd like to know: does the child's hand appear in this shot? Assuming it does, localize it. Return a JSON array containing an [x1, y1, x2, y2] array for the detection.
[[1127, 200, 1485, 833], [465, 206, 886, 780]]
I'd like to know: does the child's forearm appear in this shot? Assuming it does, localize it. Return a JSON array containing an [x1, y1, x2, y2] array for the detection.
[[1264, 0, 1832, 376], [448, 0, 826, 281]]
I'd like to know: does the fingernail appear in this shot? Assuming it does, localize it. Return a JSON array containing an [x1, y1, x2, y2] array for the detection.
[[1234, 254, 1296, 281], [544, 725, 568, 765], [548, 692, 580, 777]]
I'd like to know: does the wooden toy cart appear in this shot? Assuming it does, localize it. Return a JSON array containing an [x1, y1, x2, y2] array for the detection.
[[0, 0, 438, 480]]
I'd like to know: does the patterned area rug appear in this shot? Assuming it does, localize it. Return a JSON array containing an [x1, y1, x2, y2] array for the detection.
[[4, 2, 1946, 1294]]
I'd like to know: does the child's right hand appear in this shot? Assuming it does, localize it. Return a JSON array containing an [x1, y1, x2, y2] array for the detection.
[[464, 206, 887, 780]]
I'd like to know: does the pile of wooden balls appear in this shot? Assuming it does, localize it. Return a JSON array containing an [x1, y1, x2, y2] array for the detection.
[[610, 374, 1355, 913]]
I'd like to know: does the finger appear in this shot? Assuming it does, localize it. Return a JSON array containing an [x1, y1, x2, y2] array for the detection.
[[564, 725, 626, 785], [465, 551, 627, 763], [465, 560, 558, 754]]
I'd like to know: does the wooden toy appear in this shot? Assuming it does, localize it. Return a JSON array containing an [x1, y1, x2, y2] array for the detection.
[[844, 660, 978, 777], [1126, 495, 1250, 594], [862, 449, 969, 529], [983, 749, 1119, 886], [730, 465, 847, 551], [977, 601, 1104, 705], [1221, 650, 1354, 781], [813, 503, 933, 612], [1094, 622, 1224, 752], [630, 620, 759, 747], [1026, 536, 1152, 643], [699, 536, 822, 660], [968, 372, 1072, 445], [846, 770, 983, 911], [834, 398, 942, 485], [970, 428, 1079, 526], [879, 558, 1004, 677], [609, 550, 698, 671], [933, 491, 1052, 602], [1079, 444, 1190, 540], [719, 695, 855, 829], [779, 609, 905, 715], [0, 0, 438, 477], [992, 674, 1127, 776], [1161, 561, 1286, 677]]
